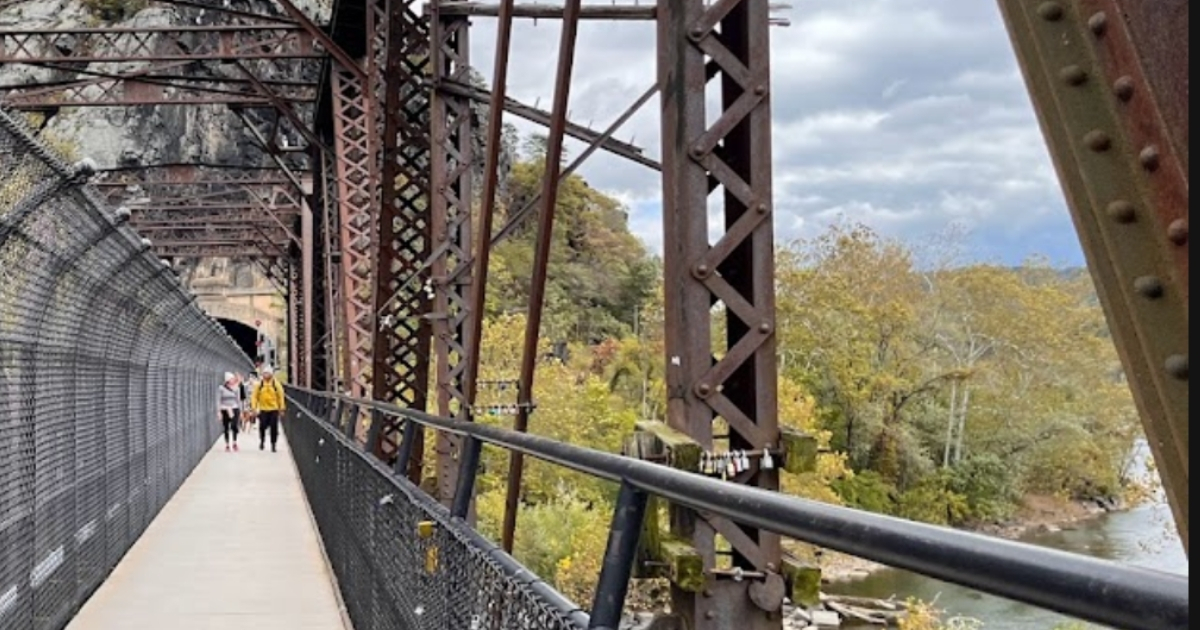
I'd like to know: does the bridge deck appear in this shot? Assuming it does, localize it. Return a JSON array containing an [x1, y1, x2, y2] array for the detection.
[[65, 433, 349, 630]]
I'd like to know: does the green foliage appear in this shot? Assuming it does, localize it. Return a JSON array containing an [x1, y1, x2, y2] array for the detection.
[[778, 221, 1141, 526], [946, 455, 1020, 522], [444, 136, 1138, 606], [489, 157, 657, 343], [476, 487, 612, 604], [830, 471, 895, 515]]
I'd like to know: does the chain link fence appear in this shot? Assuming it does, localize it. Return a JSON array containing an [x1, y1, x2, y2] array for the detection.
[[286, 389, 591, 630], [0, 107, 250, 630]]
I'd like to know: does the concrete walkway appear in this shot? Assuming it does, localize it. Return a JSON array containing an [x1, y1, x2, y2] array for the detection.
[[66, 431, 349, 630]]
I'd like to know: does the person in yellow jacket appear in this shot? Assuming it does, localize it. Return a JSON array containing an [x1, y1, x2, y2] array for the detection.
[[251, 365, 286, 452]]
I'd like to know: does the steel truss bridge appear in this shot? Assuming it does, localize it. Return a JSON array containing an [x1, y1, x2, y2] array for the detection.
[[0, 1, 1188, 629]]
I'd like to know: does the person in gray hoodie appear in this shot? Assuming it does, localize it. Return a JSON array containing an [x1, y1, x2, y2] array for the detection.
[[218, 372, 242, 452]]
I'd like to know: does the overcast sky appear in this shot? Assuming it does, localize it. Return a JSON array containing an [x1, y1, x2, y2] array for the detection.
[[455, 0, 1085, 267]]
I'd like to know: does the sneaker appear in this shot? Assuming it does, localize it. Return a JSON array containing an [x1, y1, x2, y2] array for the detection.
[[271, 445, 277, 453], [233, 443, 239, 452], [224, 444, 230, 452], [260, 442, 265, 451]]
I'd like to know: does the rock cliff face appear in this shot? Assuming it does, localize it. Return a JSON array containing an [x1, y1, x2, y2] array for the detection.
[[1, 0, 329, 293], [1, 0, 328, 169]]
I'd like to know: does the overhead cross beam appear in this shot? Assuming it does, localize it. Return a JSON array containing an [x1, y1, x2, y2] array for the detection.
[[0, 25, 321, 63]]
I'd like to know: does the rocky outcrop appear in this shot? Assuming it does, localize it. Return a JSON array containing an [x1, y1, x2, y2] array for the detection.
[[0, 0, 330, 170]]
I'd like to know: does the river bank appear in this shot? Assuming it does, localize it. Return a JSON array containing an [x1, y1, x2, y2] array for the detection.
[[819, 494, 1123, 583]]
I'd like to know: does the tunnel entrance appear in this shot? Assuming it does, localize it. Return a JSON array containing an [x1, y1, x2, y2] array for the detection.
[[217, 318, 261, 363]]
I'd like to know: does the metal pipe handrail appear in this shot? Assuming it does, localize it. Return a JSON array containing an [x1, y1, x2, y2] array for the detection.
[[287, 386, 1189, 630]]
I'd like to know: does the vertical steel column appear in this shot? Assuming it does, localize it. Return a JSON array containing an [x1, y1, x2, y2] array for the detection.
[[588, 483, 650, 629], [456, 0, 516, 521], [996, 0, 1189, 551], [500, 0, 583, 554], [320, 152, 344, 391], [330, 58, 377, 399], [430, 2, 475, 506], [658, 0, 784, 627], [371, 0, 435, 479], [301, 187, 315, 388], [288, 257, 301, 381]]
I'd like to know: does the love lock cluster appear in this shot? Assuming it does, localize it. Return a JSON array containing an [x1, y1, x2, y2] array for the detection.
[[699, 444, 776, 479]]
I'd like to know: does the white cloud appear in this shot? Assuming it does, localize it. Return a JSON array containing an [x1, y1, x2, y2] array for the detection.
[[462, 0, 1082, 266]]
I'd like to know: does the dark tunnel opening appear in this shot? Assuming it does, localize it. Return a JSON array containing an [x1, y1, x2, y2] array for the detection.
[[216, 318, 260, 363]]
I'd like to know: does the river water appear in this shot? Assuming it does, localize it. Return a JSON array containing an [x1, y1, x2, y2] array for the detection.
[[827, 439, 1187, 629], [826, 502, 1186, 628]]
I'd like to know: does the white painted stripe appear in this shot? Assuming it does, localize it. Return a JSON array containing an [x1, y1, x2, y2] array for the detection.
[[30, 547, 64, 589], [0, 585, 18, 619], [76, 519, 98, 544]]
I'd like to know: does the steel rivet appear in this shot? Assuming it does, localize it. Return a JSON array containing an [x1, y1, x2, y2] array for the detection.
[[696, 383, 712, 397], [1113, 76, 1135, 101], [691, 145, 706, 158], [1060, 65, 1087, 86], [755, 84, 767, 96], [1106, 200, 1136, 223], [1165, 355, 1188, 380], [1083, 130, 1111, 152], [1037, 2, 1064, 21], [1139, 145, 1160, 171], [703, 589, 713, 598], [1133, 276, 1163, 299], [705, 611, 716, 620], [757, 203, 769, 214], [694, 263, 710, 279], [1167, 219, 1188, 245], [690, 26, 705, 40], [1088, 11, 1108, 35], [759, 322, 771, 334]]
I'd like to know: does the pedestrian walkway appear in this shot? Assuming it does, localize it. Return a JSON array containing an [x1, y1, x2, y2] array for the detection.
[[65, 432, 349, 630]]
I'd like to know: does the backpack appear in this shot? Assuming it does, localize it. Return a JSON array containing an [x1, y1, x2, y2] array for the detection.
[[255, 378, 283, 403]]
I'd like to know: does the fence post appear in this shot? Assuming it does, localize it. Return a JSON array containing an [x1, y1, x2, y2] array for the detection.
[[450, 436, 482, 519], [344, 403, 359, 441], [589, 481, 649, 629], [365, 408, 385, 456], [393, 418, 418, 477], [330, 398, 344, 431]]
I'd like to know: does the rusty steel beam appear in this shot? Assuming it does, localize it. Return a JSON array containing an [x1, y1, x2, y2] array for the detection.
[[437, 1, 655, 19], [430, 5, 475, 509], [232, 60, 331, 156], [370, 0, 435, 475], [438, 78, 659, 170], [97, 178, 291, 188], [0, 25, 321, 63], [997, 0, 1189, 554], [96, 162, 288, 177], [150, 244, 281, 258], [329, 63, 377, 401], [136, 226, 292, 242], [300, 190, 315, 388], [126, 203, 300, 212], [272, 0, 369, 84], [659, 0, 783, 627], [319, 151, 344, 392], [131, 214, 290, 226], [446, 0, 515, 523], [499, 0, 582, 555], [1, 72, 317, 108]]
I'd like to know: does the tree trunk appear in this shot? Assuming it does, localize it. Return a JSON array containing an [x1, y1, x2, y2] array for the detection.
[[943, 379, 958, 468], [954, 385, 971, 464]]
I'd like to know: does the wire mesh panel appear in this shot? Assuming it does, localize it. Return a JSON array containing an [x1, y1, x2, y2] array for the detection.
[[285, 389, 590, 630], [0, 108, 248, 630]]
